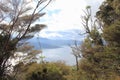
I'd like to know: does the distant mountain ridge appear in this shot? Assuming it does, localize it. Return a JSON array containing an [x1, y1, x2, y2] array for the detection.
[[28, 37, 81, 49]]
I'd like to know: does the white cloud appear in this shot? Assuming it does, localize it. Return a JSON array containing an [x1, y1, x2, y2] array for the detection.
[[38, 30, 63, 39], [39, 0, 104, 38], [41, 0, 87, 31]]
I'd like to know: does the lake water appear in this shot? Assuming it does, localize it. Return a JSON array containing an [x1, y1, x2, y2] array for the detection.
[[39, 46, 76, 65]]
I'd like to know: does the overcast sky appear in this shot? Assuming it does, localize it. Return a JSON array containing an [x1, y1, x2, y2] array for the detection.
[[36, 0, 104, 39]]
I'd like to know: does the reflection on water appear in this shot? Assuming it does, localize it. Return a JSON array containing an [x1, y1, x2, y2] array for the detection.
[[39, 46, 76, 65]]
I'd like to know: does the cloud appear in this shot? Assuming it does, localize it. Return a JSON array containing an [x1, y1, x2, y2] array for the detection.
[[36, 29, 85, 41], [38, 30, 63, 39], [39, 0, 104, 39], [40, 0, 87, 31]]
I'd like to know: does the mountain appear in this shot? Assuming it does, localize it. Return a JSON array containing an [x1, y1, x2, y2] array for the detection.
[[28, 37, 81, 49], [39, 29, 84, 40]]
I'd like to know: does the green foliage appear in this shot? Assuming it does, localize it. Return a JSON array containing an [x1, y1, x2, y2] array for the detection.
[[14, 61, 71, 80], [103, 21, 120, 46], [77, 0, 120, 80]]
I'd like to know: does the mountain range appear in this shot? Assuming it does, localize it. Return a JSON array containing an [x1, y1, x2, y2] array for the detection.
[[28, 37, 81, 49]]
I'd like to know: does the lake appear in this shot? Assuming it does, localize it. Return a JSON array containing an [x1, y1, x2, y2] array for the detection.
[[38, 46, 76, 65]]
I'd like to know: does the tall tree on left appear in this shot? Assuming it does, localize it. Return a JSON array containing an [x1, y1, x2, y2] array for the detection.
[[0, 0, 51, 79]]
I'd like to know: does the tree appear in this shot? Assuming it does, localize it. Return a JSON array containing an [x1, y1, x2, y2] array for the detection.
[[70, 41, 81, 71], [78, 0, 120, 80], [96, 0, 120, 46], [0, 0, 52, 79], [78, 6, 107, 80], [96, 0, 120, 78]]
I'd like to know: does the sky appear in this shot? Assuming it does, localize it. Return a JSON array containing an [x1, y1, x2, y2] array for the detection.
[[36, 0, 104, 40]]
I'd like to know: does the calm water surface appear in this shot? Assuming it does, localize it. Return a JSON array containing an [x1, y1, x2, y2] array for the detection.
[[40, 46, 76, 65]]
